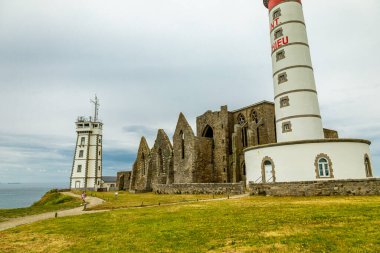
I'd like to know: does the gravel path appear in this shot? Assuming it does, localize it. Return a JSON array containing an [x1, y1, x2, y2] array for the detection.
[[0, 192, 106, 231]]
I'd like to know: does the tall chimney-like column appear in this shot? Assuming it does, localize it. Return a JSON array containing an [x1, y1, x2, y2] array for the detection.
[[264, 0, 324, 142]]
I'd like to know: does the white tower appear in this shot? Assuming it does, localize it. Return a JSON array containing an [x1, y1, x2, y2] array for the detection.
[[70, 96, 103, 190], [266, 0, 324, 142]]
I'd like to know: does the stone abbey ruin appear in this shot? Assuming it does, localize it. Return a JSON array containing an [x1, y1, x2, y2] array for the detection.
[[116, 101, 338, 194]]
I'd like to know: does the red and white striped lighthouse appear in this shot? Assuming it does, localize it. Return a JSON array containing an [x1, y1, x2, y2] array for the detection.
[[264, 0, 324, 142]]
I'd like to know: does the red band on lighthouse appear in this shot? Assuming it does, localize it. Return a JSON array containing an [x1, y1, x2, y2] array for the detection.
[[268, 0, 302, 11]]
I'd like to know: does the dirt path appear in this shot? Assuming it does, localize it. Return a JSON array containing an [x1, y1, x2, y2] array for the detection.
[[0, 192, 106, 231], [0, 192, 249, 231]]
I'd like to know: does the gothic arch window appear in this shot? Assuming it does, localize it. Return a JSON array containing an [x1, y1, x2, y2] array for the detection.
[[238, 114, 246, 125], [237, 114, 248, 147], [314, 154, 334, 179], [180, 131, 185, 159], [141, 152, 146, 175], [251, 110, 260, 145], [158, 148, 164, 173], [364, 154, 373, 177], [202, 125, 214, 138], [261, 157, 275, 183]]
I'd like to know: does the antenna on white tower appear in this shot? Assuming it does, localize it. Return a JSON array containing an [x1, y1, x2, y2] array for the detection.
[[90, 95, 100, 122]]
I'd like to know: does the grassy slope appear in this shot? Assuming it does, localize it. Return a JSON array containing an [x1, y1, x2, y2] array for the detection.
[[1, 196, 380, 252], [0, 191, 82, 222], [76, 190, 215, 210]]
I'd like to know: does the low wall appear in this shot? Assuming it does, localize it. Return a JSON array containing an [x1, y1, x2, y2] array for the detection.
[[249, 178, 380, 196], [153, 182, 245, 195]]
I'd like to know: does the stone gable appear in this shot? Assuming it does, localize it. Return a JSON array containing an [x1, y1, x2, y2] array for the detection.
[[150, 129, 174, 185], [173, 113, 197, 183], [129, 137, 152, 192]]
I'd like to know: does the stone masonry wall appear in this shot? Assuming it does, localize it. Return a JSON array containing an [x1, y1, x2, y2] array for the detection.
[[249, 179, 380, 196], [116, 171, 132, 190], [129, 137, 152, 192], [194, 137, 214, 183], [230, 102, 276, 183], [173, 113, 197, 184], [196, 105, 230, 183], [150, 129, 174, 185], [153, 182, 245, 195]]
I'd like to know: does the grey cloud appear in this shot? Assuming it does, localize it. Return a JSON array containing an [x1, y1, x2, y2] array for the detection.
[[0, 0, 379, 181]]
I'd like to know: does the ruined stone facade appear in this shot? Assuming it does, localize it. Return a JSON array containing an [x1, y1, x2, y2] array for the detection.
[[126, 101, 283, 192], [129, 137, 152, 192], [116, 171, 131, 191], [122, 100, 343, 192], [150, 129, 174, 185]]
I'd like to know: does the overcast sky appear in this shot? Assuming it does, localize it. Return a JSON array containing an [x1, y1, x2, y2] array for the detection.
[[0, 0, 379, 185]]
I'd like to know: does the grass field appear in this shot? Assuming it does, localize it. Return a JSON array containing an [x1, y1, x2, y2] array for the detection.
[[75, 190, 216, 210], [1, 195, 379, 252], [0, 190, 82, 222]]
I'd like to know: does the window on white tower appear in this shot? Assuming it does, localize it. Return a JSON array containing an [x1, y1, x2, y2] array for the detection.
[[79, 150, 84, 158], [77, 165, 82, 173], [80, 137, 85, 145], [318, 158, 330, 177], [273, 8, 281, 19], [274, 28, 283, 39], [282, 121, 292, 133], [278, 72, 288, 84], [280, 96, 290, 108], [276, 50, 285, 61]]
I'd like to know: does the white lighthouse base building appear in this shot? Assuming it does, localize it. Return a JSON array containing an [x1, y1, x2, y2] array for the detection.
[[245, 139, 374, 184]]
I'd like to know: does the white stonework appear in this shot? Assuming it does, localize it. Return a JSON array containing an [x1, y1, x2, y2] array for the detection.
[[70, 97, 103, 190], [245, 140, 373, 183], [269, 0, 323, 142], [244, 0, 375, 184], [70, 118, 103, 190]]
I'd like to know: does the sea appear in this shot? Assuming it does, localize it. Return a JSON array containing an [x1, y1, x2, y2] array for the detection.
[[0, 182, 69, 209]]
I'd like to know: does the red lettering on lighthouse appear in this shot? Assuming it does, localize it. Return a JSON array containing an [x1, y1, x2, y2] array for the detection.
[[270, 18, 280, 32], [282, 36, 289, 45], [272, 36, 289, 52]]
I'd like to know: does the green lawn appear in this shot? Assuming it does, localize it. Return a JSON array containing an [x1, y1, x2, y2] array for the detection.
[[1, 196, 379, 252], [0, 190, 82, 222], [77, 190, 216, 210]]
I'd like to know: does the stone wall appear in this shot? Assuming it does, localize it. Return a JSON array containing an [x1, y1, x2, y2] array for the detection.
[[196, 105, 230, 183], [153, 182, 245, 195], [194, 137, 214, 183], [173, 113, 197, 183], [116, 171, 132, 190], [230, 102, 276, 183], [150, 129, 174, 185], [129, 137, 152, 192], [249, 179, 380, 196]]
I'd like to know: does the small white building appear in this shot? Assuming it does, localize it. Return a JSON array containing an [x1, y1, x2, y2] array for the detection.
[[101, 176, 117, 192], [245, 0, 374, 184], [70, 96, 103, 190]]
